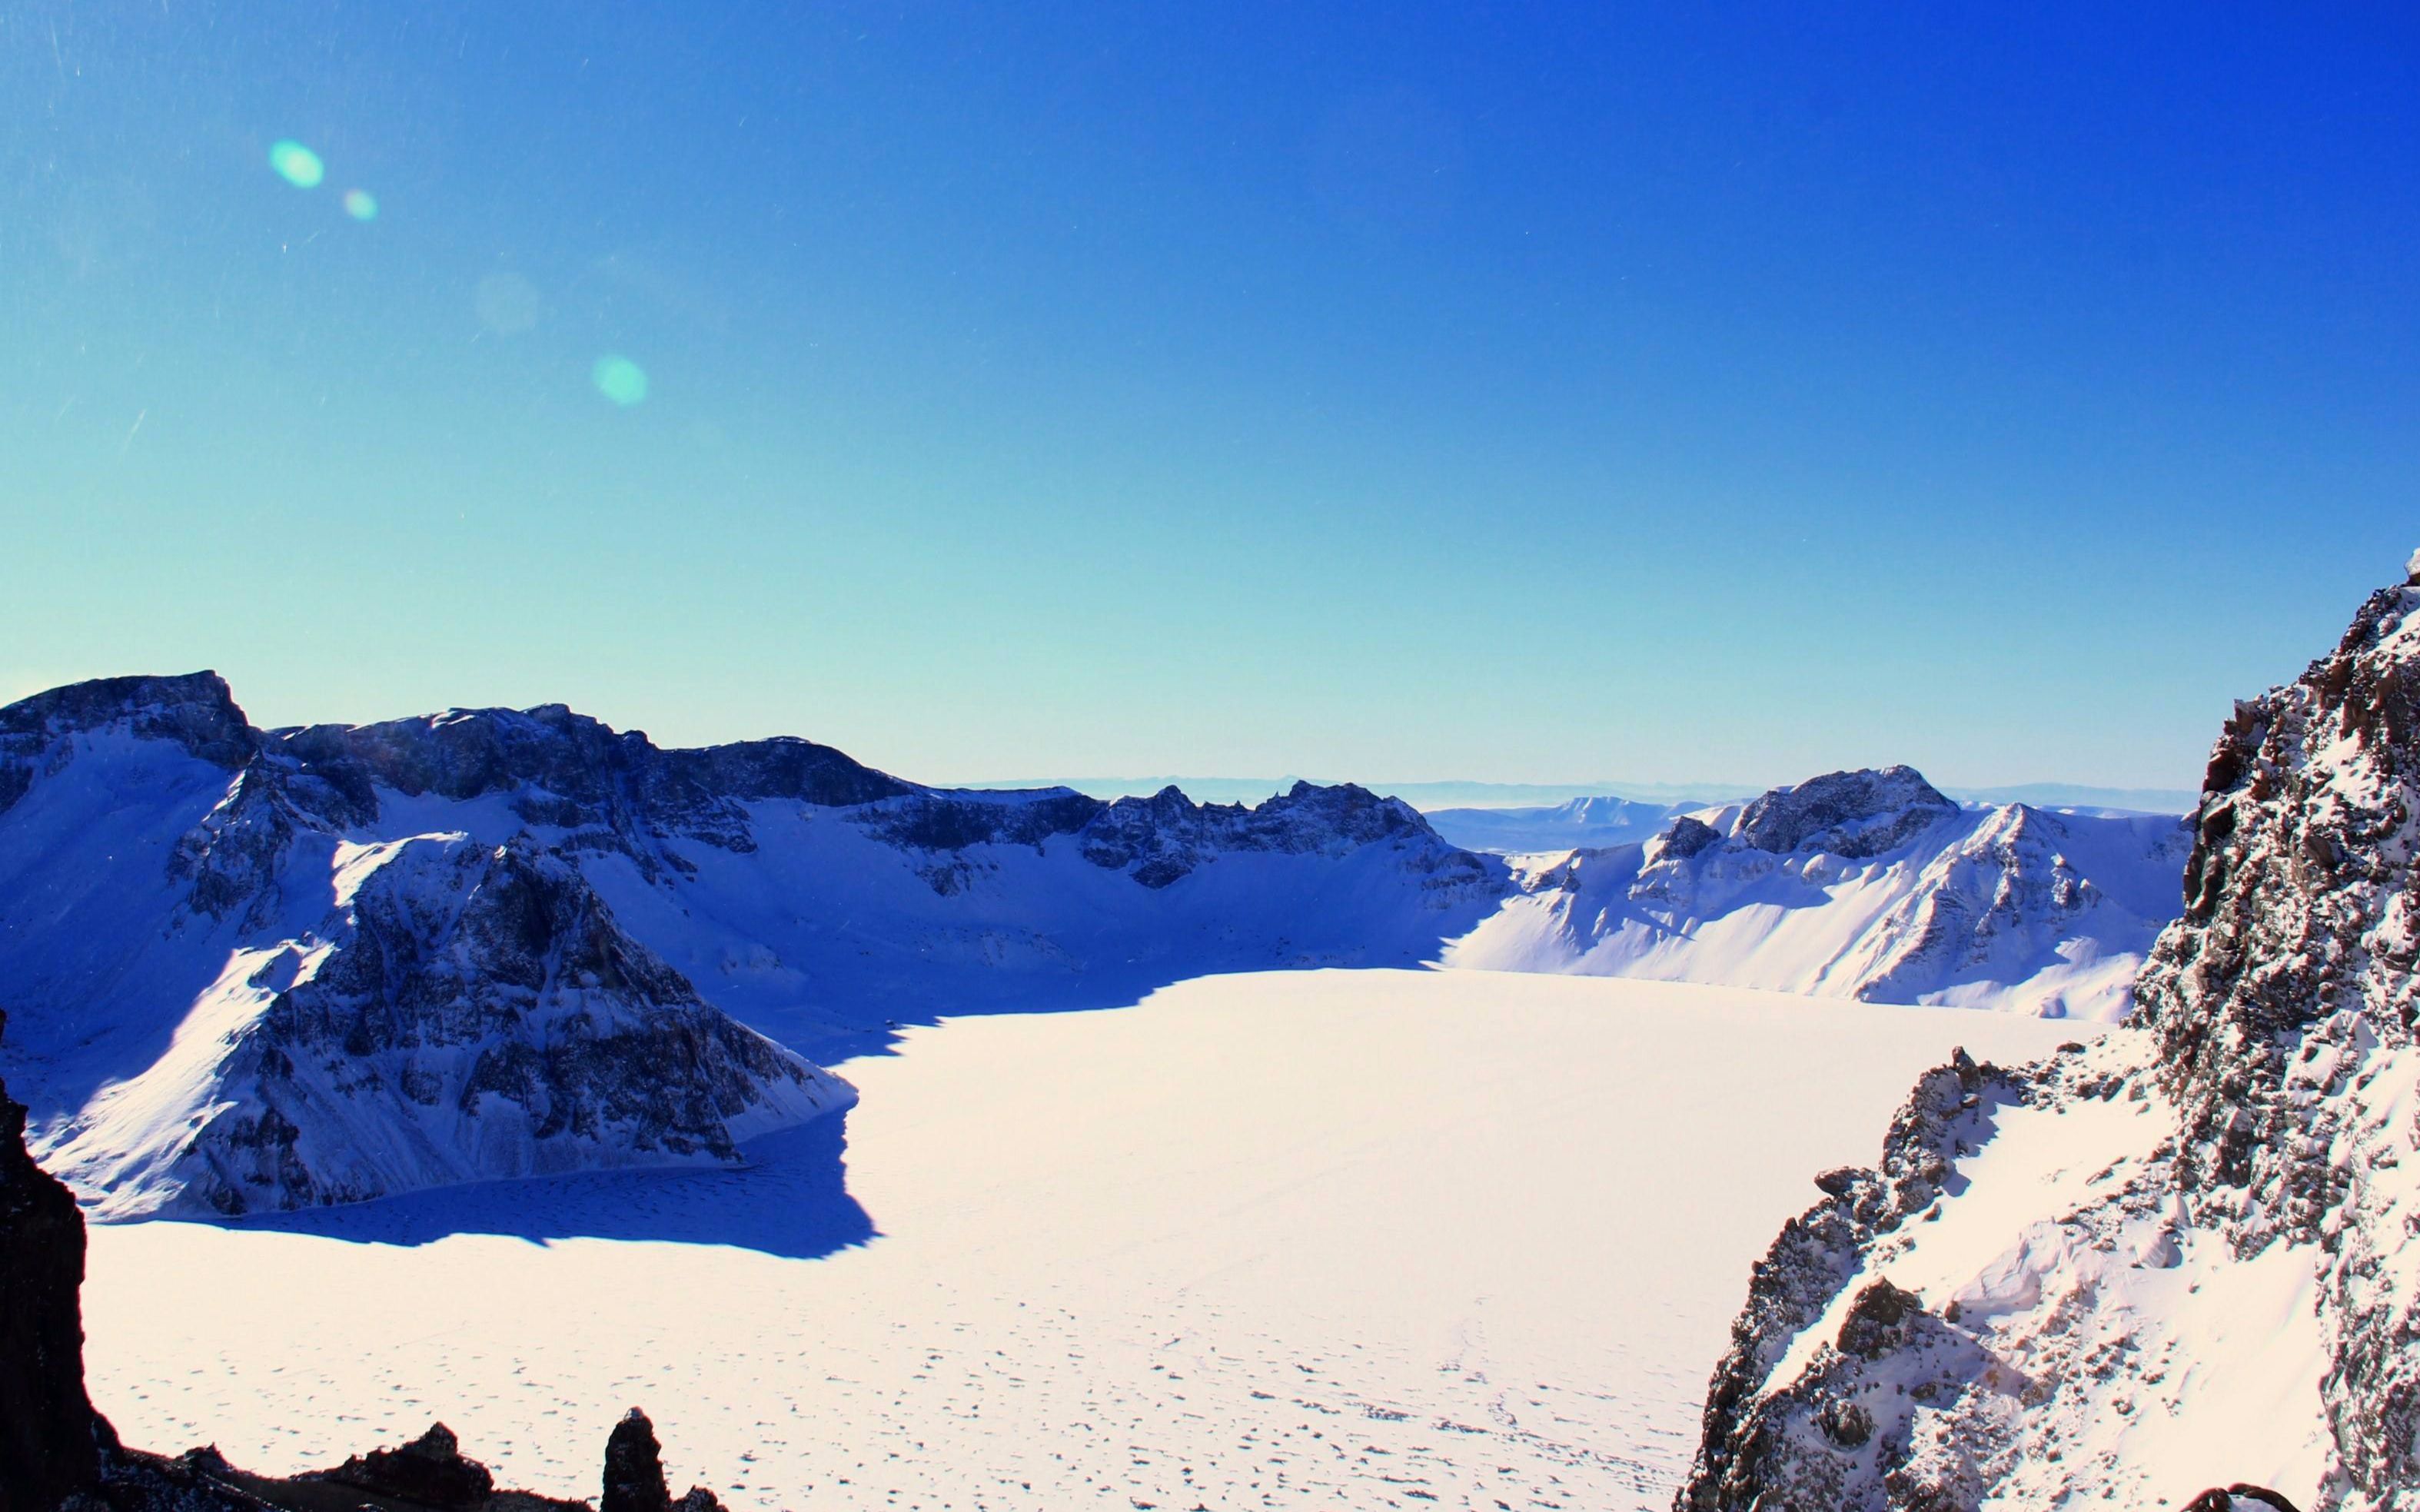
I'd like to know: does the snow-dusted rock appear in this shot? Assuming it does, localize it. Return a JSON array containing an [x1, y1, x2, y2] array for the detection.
[[1678, 557, 2420, 1512], [0, 677, 1508, 1215], [1447, 768, 2189, 1019], [45, 835, 853, 1219]]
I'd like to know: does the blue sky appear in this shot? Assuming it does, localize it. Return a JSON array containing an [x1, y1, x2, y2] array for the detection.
[[5, 3, 2416, 790]]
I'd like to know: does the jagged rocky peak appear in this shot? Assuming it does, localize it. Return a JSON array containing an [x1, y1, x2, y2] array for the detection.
[[1079, 779, 1465, 889], [0, 668, 256, 765], [1733, 765, 1960, 858], [56, 833, 854, 1218], [0, 670, 258, 819], [274, 700, 916, 846], [2142, 557, 2420, 1201], [1674, 556, 2420, 1512]]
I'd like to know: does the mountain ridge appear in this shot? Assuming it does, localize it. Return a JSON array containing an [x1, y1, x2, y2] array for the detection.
[[1677, 557, 2420, 1510], [1, 672, 2186, 1218]]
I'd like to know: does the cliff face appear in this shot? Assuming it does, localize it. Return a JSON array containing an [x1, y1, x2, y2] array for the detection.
[[0, 1016, 105, 1512], [2134, 565, 2420, 1507], [1676, 560, 2420, 1512]]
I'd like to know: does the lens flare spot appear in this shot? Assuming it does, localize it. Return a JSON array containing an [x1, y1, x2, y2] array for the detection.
[[268, 140, 324, 190], [591, 355, 649, 407], [342, 189, 378, 221]]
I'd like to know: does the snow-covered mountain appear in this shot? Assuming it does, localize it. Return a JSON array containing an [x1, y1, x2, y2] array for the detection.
[[0, 667, 2193, 1218], [0, 675, 1504, 1215], [1423, 794, 1706, 854], [1442, 766, 2191, 1019], [1678, 558, 2420, 1512]]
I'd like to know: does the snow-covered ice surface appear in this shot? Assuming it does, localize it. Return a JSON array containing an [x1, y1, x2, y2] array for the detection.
[[82, 969, 2084, 1510]]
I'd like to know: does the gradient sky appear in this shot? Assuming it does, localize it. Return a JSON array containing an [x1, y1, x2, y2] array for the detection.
[[5, 3, 2417, 790]]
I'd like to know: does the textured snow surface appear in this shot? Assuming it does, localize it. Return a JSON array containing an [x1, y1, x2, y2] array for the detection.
[[81, 969, 2084, 1510]]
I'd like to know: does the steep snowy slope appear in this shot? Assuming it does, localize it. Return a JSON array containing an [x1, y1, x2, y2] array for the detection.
[[1444, 766, 2191, 1019], [0, 677, 1503, 1213], [1425, 794, 1704, 854], [0, 678, 853, 1219], [1677, 558, 2420, 1512]]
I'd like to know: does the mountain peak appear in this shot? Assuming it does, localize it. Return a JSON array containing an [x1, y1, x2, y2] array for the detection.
[[0, 670, 255, 776], [1733, 765, 1958, 858]]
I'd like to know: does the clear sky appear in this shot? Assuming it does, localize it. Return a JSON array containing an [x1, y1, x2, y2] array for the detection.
[[5, 3, 2416, 791]]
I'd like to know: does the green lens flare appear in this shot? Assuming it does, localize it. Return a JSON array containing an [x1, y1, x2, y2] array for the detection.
[[268, 139, 324, 189], [591, 356, 649, 407], [343, 189, 378, 221]]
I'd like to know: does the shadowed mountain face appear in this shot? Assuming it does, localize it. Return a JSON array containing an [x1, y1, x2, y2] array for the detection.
[[0, 675, 1505, 1219], [1677, 559, 2420, 1512]]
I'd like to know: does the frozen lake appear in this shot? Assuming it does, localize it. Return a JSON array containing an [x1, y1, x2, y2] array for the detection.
[[84, 969, 2086, 1510]]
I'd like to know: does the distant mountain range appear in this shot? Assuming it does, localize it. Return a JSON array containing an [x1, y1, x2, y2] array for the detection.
[[977, 775, 2202, 815]]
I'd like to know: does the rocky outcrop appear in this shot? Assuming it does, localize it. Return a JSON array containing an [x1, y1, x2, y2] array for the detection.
[[1075, 780, 1476, 889], [1734, 766, 1961, 859], [2130, 558, 2420, 1507], [1679, 1048, 2025, 1512], [1677, 557, 2420, 1511], [298, 1422, 500, 1507], [0, 1015, 106, 1512], [46, 833, 853, 1219], [601, 1411, 723, 1512]]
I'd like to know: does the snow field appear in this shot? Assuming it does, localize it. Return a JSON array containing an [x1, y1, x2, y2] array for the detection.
[[83, 969, 2088, 1511]]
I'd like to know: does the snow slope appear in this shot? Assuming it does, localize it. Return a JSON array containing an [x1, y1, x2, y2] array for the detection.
[[1444, 767, 2191, 1020], [79, 969, 2087, 1510]]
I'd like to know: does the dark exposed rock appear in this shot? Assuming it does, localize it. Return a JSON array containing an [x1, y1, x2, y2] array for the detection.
[[1657, 814, 1723, 859], [1734, 766, 1960, 859], [1835, 1278, 1922, 1360], [600, 1409, 725, 1512], [0, 671, 256, 823], [0, 1012, 106, 1512], [600, 1409, 668, 1512], [1676, 1047, 2016, 1512], [303, 1422, 494, 1507], [1074, 780, 1481, 890], [2187, 1489, 2306, 1512], [175, 836, 842, 1216]]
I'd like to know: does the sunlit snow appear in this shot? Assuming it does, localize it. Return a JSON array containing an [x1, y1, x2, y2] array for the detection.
[[84, 969, 2083, 1510]]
